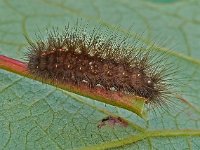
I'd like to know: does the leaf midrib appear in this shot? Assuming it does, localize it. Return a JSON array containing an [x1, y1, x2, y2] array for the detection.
[[81, 129, 200, 150]]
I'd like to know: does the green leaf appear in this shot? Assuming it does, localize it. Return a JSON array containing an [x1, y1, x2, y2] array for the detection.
[[0, 0, 200, 149]]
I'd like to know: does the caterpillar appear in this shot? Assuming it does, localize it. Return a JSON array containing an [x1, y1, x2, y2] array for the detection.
[[25, 22, 176, 111]]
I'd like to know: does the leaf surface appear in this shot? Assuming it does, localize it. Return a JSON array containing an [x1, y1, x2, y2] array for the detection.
[[0, 0, 200, 149]]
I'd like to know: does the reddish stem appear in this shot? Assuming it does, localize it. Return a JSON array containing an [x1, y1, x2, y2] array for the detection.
[[0, 55, 28, 75], [0, 55, 147, 119]]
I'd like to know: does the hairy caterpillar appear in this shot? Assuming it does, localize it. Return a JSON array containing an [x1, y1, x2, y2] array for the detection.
[[24, 22, 177, 116]]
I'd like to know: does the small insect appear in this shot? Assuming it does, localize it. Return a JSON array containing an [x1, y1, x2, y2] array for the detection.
[[97, 116, 128, 128], [25, 21, 177, 112]]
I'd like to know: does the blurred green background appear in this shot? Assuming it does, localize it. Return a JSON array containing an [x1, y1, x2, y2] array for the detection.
[[0, 0, 200, 149]]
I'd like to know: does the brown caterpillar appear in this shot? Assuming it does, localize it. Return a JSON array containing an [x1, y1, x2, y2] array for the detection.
[[25, 23, 176, 108]]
